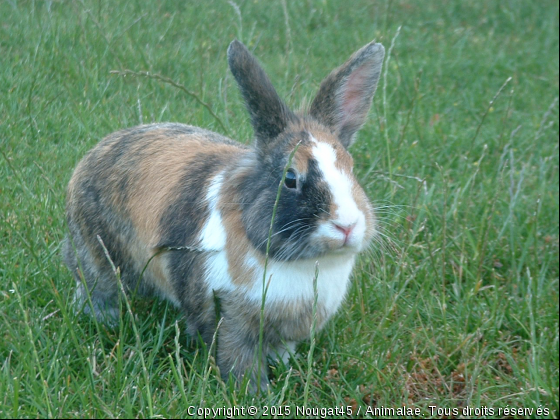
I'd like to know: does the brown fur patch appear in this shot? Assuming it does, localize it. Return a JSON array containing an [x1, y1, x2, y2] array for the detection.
[[223, 209, 259, 287], [292, 143, 313, 175], [125, 134, 202, 245], [219, 163, 262, 287], [128, 239, 177, 303], [123, 131, 239, 245], [353, 180, 376, 240]]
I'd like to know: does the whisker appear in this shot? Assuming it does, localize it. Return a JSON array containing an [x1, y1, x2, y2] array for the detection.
[[254, 218, 312, 250]]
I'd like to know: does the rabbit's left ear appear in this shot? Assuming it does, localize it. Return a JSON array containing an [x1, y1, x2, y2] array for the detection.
[[228, 40, 297, 148], [310, 41, 385, 149]]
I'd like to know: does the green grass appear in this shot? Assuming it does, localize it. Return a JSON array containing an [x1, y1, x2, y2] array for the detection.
[[1, 0, 558, 418]]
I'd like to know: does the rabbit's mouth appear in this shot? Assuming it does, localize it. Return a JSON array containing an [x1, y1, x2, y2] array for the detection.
[[331, 240, 364, 255], [307, 216, 368, 256]]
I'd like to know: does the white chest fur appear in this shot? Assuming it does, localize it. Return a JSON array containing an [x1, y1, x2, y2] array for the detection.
[[245, 254, 355, 316], [204, 249, 355, 318]]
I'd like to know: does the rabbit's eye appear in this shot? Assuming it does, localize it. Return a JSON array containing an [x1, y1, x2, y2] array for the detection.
[[284, 169, 298, 189]]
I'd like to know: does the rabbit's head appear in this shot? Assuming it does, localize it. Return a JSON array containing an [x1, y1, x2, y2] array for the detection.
[[226, 40, 385, 262]]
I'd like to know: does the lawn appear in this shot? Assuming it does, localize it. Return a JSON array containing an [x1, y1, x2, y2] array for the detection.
[[1, 0, 558, 418]]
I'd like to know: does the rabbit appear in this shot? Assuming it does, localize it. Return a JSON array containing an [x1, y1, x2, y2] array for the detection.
[[63, 39, 385, 391]]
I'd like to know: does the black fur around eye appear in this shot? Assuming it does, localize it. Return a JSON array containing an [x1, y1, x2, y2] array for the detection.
[[284, 169, 297, 189]]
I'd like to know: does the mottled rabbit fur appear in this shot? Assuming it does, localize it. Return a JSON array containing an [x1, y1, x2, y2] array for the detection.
[[64, 39, 385, 390]]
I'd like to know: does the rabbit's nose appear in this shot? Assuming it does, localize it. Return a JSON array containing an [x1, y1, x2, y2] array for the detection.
[[333, 221, 356, 243]]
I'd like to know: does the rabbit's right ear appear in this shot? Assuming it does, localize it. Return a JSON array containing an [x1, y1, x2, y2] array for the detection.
[[228, 40, 296, 148]]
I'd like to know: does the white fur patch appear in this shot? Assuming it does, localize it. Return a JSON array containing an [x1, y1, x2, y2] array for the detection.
[[205, 251, 233, 292], [199, 172, 235, 293], [199, 172, 227, 250], [310, 136, 367, 250], [245, 253, 355, 317]]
